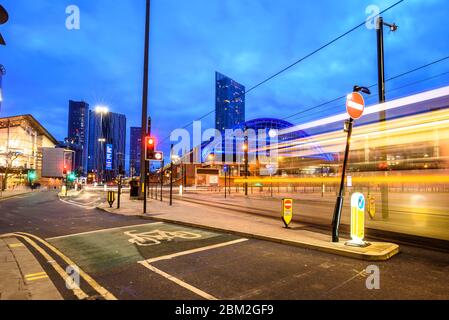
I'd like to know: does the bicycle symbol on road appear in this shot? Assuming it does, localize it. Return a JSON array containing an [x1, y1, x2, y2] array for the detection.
[[124, 229, 202, 246]]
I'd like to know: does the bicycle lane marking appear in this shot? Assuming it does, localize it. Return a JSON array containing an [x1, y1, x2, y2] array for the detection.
[[46, 222, 164, 241], [45, 222, 243, 292]]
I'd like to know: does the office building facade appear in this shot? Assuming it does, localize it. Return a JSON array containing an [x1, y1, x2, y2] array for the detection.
[[67, 100, 89, 174], [129, 127, 141, 178], [215, 72, 246, 134], [87, 110, 126, 182]]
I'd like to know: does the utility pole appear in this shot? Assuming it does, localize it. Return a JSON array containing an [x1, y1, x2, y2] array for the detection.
[[376, 16, 397, 220], [140, 0, 151, 213]]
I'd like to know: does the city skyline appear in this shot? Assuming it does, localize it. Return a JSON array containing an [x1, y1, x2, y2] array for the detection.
[[2, 0, 449, 306], [0, 0, 449, 158]]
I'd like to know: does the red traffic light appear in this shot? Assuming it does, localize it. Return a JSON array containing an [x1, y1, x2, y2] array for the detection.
[[145, 136, 156, 146]]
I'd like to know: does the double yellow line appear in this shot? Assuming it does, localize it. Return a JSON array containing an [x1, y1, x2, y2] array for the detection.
[[1, 232, 117, 300]]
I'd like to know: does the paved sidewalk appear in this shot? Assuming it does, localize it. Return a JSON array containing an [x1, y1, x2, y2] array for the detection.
[[97, 195, 399, 261], [172, 191, 449, 242], [0, 236, 62, 300], [0, 190, 32, 201]]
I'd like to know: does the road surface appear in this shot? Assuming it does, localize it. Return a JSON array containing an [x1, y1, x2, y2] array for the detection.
[[1, 191, 448, 300]]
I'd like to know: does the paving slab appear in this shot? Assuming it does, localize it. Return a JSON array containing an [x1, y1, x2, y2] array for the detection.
[[0, 237, 62, 300]]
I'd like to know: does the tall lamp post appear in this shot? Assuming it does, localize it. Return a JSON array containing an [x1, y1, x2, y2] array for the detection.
[[376, 17, 398, 220], [140, 0, 151, 209]]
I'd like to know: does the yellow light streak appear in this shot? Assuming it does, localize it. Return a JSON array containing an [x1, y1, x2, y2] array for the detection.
[[234, 175, 449, 185]]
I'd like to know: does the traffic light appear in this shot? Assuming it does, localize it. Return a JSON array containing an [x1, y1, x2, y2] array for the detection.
[[28, 170, 37, 182], [63, 165, 68, 175], [145, 136, 163, 161], [67, 172, 76, 182], [0, 5, 9, 46]]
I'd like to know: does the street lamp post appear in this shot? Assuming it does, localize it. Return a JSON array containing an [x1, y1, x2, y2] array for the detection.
[[140, 0, 151, 213], [376, 17, 397, 220]]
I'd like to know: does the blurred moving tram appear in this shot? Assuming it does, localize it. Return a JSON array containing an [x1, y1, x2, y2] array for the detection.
[[248, 86, 449, 241]]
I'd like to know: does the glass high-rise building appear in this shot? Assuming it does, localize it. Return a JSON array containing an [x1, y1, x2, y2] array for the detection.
[[67, 100, 89, 174], [87, 110, 126, 181], [129, 127, 141, 178], [215, 72, 246, 134]]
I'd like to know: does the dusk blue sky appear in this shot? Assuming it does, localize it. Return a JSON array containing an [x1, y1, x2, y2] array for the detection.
[[1, 0, 449, 160]]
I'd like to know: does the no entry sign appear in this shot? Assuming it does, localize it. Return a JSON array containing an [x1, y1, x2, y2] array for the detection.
[[346, 92, 365, 120]]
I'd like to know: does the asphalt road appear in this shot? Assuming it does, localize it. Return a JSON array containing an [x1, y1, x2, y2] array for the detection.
[[1, 191, 449, 300]]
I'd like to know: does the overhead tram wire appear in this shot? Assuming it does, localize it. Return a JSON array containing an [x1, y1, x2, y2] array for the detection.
[[290, 70, 449, 125], [283, 54, 449, 122], [157, 0, 406, 146]]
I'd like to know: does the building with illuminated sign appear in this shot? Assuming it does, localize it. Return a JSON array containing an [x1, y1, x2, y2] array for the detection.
[[87, 110, 126, 182]]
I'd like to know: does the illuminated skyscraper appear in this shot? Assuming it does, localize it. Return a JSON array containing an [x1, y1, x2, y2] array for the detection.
[[129, 127, 141, 177], [67, 100, 89, 174], [87, 110, 126, 181], [215, 72, 246, 134]]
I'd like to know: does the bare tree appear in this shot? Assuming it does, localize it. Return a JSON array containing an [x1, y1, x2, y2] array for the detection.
[[0, 150, 21, 191]]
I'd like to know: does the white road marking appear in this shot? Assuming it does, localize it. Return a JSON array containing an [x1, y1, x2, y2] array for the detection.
[[59, 197, 97, 210], [143, 238, 249, 264], [139, 260, 218, 300], [46, 222, 164, 241], [137, 238, 248, 300]]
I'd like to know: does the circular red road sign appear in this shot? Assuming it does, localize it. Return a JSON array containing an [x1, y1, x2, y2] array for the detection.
[[346, 92, 365, 120], [284, 200, 292, 210]]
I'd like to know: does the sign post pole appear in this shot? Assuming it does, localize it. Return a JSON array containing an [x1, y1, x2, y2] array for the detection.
[[331, 118, 353, 242], [332, 89, 368, 243]]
